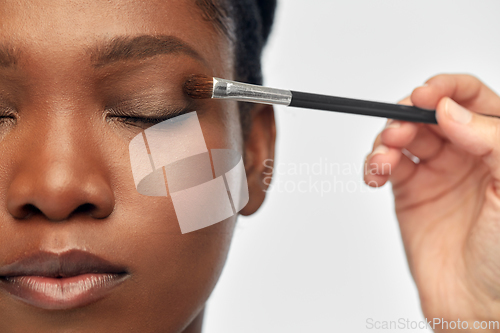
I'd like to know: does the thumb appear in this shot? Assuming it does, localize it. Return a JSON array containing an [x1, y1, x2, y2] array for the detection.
[[437, 97, 500, 184]]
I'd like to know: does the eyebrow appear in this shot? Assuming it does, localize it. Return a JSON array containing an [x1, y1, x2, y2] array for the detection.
[[89, 35, 205, 67], [0, 35, 203, 69]]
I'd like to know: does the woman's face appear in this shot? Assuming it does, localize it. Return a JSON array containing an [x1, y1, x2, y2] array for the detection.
[[0, 0, 275, 332]]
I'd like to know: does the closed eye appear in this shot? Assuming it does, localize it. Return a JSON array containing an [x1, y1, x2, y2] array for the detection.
[[105, 101, 191, 129], [114, 113, 186, 125], [0, 105, 17, 126]]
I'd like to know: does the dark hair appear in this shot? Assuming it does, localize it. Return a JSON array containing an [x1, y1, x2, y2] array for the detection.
[[195, 0, 278, 139]]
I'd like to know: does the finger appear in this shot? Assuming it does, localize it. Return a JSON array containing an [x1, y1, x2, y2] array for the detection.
[[437, 97, 500, 188], [388, 154, 417, 187], [380, 120, 420, 149], [397, 96, 412, 106], [380, 117, 446, 162], [383, 95, 445, 156], [378, 121, 444, 185], [364, 145, 402, 187], [380, 96, 421, 149], [365, 96, 423, 187], [365, 173, 390, 188], [365, 143, 419, 189], [411, 74, 500, 116], [399, 126, 445, 162], [364, 147, 421, 188]]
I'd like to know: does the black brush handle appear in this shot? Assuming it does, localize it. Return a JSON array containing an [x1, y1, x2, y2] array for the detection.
[[290, 91, 438, 124]]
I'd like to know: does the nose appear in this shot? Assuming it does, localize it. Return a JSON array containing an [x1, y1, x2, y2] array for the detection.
[[6, 117, 115, 222]]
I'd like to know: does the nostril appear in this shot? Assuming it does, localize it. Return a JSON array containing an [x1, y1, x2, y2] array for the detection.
[[7, 177, 115, 221], [73, 203, 96, 215], [19, 204, 42, 219], [18, 203, 97, 221]]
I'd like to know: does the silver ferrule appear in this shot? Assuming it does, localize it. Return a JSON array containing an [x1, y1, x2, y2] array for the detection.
[[212, 77, 292, 106]]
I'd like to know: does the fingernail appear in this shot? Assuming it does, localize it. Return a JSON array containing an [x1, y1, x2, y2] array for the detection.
[[371, 145, 389, 157], [385, 119, 401, 129], [445, 98, 472, 124]]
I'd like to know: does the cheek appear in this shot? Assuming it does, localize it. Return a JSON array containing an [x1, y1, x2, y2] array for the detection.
[[95, 126, 237, 330], [124, 219, 236, 329]]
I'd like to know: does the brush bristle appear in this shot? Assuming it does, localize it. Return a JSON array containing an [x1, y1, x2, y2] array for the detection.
[[183, 74, 214, 100]]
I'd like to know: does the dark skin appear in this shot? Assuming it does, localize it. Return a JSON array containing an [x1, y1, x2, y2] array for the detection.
[[0, 0, 275, 332]]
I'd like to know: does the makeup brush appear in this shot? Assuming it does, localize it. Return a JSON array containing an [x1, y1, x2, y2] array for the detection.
[[183, 74, 438, 124]]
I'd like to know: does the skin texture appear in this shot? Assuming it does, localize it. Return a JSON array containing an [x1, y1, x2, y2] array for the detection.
[[0, 0, 276, 332], [365, 74, 500, 332]]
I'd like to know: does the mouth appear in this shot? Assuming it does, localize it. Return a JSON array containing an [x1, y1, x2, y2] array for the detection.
[[0, 250, 129, 310]]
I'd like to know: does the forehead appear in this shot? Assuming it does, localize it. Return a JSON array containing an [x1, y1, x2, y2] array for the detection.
[[0, 0, 233, 77]]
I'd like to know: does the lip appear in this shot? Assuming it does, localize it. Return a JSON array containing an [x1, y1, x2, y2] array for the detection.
[[0, 250, 129, 310]]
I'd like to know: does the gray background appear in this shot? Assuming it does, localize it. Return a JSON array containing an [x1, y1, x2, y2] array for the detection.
[[204, 1, 500, 332]]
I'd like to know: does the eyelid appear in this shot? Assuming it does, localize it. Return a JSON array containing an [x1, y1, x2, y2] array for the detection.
[[105, 97, 190, 118], [104, 99, 193, 130]]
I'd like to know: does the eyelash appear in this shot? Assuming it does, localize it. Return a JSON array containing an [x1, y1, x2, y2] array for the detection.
[[0, 107, 17, 125], [108, 108, 189, 128], [0, 103, 192, 128]]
